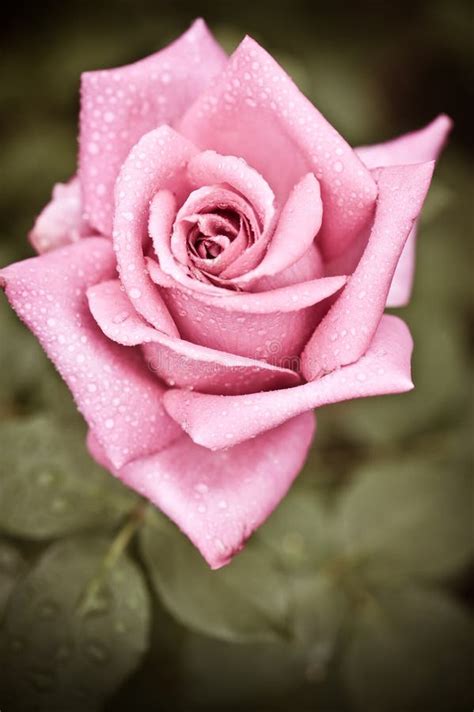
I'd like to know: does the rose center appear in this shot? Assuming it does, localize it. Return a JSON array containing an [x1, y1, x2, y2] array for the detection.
[[188, 209, 241, 260], [170, 186, 262, 287]]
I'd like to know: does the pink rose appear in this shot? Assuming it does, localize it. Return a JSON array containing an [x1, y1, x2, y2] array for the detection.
[[1, 20, 451, 568]]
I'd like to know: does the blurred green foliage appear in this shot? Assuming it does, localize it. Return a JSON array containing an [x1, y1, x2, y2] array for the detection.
[[0, 1, 472, 710]]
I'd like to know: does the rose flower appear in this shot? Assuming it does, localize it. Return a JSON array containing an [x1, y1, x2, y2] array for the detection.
[[0, 20, 451, 568]]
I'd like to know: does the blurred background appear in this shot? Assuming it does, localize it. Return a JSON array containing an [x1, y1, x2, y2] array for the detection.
[[0, 1, 472, 710]]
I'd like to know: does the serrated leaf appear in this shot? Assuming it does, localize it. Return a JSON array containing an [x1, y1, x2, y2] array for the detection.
[[335, 457, 473, 582], [0, 415, 137, 539], [0, 539, 25, 620], [0, 535, 151, 712], [140, 509, 289, 643], [342, 586, 473, 712]]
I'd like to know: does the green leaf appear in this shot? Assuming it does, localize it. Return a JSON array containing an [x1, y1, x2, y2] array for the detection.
[[140, 509, 289, 643], [105, 598, 185, 712], [0, 415, 137, 539], [325, 307, 469, 446], [335, 457, 473, 583], [0, 539, 25, 620], [342, 586, 473, 712], [257, 488, 338, 571], [179, 573, 352, 712], [0, 535, 151, 712], [180, 633, 308, 710], [0, 294, 51, 416], [285, 570, 349, 693], [291, 572, 347, 646]]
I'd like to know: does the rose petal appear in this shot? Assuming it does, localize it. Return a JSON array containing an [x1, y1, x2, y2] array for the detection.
[[120, 412, 316, 568], [237, 173, 323, 288], [29, 177, 90, 254], [170, 186, 261, 281], [250, 244, 325, 291], [163, 315, 413, 450], [163, 150, 277, 286], [80, 19, 227, 235], [300, 162, 434, 381], [87, 279, 301, 395], [147, 257, 347, 366], [0, 239, 180, 468], [385, 230, 416, 307], [356, 114, 452, 307], [355, 114, 452, 168], [150, 187, 327, 297], [113, 124, 199, 335], [179, 35, 376, 259], [187, 150, 275, 228]]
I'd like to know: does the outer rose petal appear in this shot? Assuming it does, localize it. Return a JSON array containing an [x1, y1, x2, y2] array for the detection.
[[29, 177, 89, 254], [113, 125, 198, 335], [179, 35, 377, 260], [356, 115, 452, 307], [300, 162, 434, 381], [80, 19, 227, 235], [385, 231, 416, 307], [87, 279, 301, 395], [355, 114, 452, 168], [120, 412, 316, 569], [147, 258, 347, 366], [0, 239, 180, 468], [163, 315, 413, 450]]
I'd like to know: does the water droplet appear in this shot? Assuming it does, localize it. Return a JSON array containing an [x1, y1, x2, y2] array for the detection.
[[194, 482, 208, 494], [214, 537, 226, 554], [333, 160, 344, 173], [129, 288, 141, 299], [37, 470, 55, 487], [105, 418, 114, 429], [82, 585, 113, 616], [51, 497, 68, 512]]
